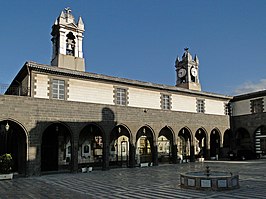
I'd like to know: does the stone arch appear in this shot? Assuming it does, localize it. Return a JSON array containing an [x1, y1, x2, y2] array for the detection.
[[223, 129, 232, 148], [195, 128, 207, 159], [109, 124, 132, 168], [115, 123, 133, 143], [235, 127, 252, 150], [0, 119, 27, 175], [158, 126, 175, 164], [136, 125, 155, 165], [41, 122, 73, 172], [78, 123, 105, 169], [178, 127, 193, 162]]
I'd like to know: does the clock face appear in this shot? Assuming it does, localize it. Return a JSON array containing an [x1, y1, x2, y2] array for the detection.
[[191, 67, 198, 77], [178, 68, 186, 78]]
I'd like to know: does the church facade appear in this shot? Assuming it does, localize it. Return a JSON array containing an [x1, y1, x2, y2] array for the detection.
[[0, 9, 262, 176]]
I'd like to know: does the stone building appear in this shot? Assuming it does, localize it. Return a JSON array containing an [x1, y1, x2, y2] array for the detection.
[[0, 8, 246, 177], [231, 91, 266, 159]]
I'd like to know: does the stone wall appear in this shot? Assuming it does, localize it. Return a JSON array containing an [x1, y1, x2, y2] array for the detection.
[[0, 95, 230, 175]]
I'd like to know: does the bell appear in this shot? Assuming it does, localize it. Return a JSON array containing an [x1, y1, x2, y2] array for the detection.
[[67, 43, 72, 50]]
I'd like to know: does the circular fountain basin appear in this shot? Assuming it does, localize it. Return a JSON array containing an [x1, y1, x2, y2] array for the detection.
[[180, 171, 239, 191]]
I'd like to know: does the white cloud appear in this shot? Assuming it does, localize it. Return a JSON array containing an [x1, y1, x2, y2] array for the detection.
[[233, 79, 266, 95]]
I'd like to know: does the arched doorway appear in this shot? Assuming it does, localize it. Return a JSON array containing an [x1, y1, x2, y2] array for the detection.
[[41, 123, 72, 172], [235, 128, 252, 150], [254, 126, 266, 157], [235, 128, 255, 160], [158, 127, 174, 164], [78, 124, 104, 169], [210, 129, 221, 159], [178, 127, 192, 162], [136, 126, 154, 165], [109, 125, 131, 168], [0, 120, 27, 175], [195, 128, 207, 159]]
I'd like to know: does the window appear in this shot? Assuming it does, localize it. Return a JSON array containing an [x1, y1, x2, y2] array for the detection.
[[161, 94, 171, 110], [224, 103, 230, 115], [251, 98, 263, 113], [115, 88, 127, 105], [52, 79, 65, 100], [197, 99, 205, 113]]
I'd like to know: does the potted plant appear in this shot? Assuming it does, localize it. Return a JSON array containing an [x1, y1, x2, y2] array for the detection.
[[0, 153, 13, 180]]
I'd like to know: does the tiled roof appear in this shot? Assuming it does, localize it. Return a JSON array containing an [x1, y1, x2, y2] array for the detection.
[[27, 61, 232, 100]]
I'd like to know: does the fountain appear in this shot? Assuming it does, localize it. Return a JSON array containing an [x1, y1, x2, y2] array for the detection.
[[180, 165, 239, 190]]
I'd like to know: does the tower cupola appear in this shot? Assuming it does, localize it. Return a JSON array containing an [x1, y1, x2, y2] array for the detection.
[[51, 8, 85, 72], [175, 48, 201, 91]]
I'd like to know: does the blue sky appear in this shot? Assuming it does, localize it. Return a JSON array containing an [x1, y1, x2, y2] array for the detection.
[[1, 0, 266, 95]]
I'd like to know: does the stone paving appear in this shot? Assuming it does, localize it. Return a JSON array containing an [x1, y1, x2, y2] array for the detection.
[[1, 159, 266, 198]]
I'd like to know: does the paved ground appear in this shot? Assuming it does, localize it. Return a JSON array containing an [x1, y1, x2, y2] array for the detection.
[[1, 159, 266, 198]]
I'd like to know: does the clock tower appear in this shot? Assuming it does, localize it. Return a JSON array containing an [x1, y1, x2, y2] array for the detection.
[[175, 48, 201, 91], [51, 8, 85, 72]]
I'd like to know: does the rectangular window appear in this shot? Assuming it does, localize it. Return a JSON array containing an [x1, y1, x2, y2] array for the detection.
[[224, 103, 230, 115], [115, 88, 127, 105], [52, 79, 65, 100], [251, 98, 263, 113], [197, 99, 205, 113], [161, 94, 171, 110]]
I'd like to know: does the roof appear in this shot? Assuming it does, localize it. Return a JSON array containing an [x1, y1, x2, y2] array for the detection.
[[231, 90, 266, 102], [10, 61, 233, 100]]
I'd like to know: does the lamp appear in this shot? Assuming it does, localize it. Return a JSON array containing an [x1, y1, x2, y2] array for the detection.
[[5, 122, 9, 132], [4, 121, 10, 154]]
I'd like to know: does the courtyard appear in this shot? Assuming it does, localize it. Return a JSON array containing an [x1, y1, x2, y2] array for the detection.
[[0, 159, 266, 198]]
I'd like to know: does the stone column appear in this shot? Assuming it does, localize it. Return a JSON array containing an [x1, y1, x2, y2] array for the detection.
[[153, 145, 158, 166], [72, 139, 79, 173], [190, 145, 195, 162], [206, 137, 211, 160], [172, 144, 178, 164], [102, 136, 110, 170], [129, 143, 136, 168]]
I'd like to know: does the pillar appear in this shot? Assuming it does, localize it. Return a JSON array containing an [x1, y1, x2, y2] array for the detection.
[[129, 143, 136, 168], [190, 145, 195, 162], [102, 137, 110, 170], [172, 144, 178, 164], [153, 145, 158, 166], [72, 140, 79, 173]]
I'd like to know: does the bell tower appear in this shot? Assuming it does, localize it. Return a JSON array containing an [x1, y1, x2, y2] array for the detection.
[[51, 8, 85, 72], [175, 48, 201, 91]]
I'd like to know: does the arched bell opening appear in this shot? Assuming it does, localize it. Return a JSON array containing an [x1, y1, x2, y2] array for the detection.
[[66, 32, 76, 56]]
